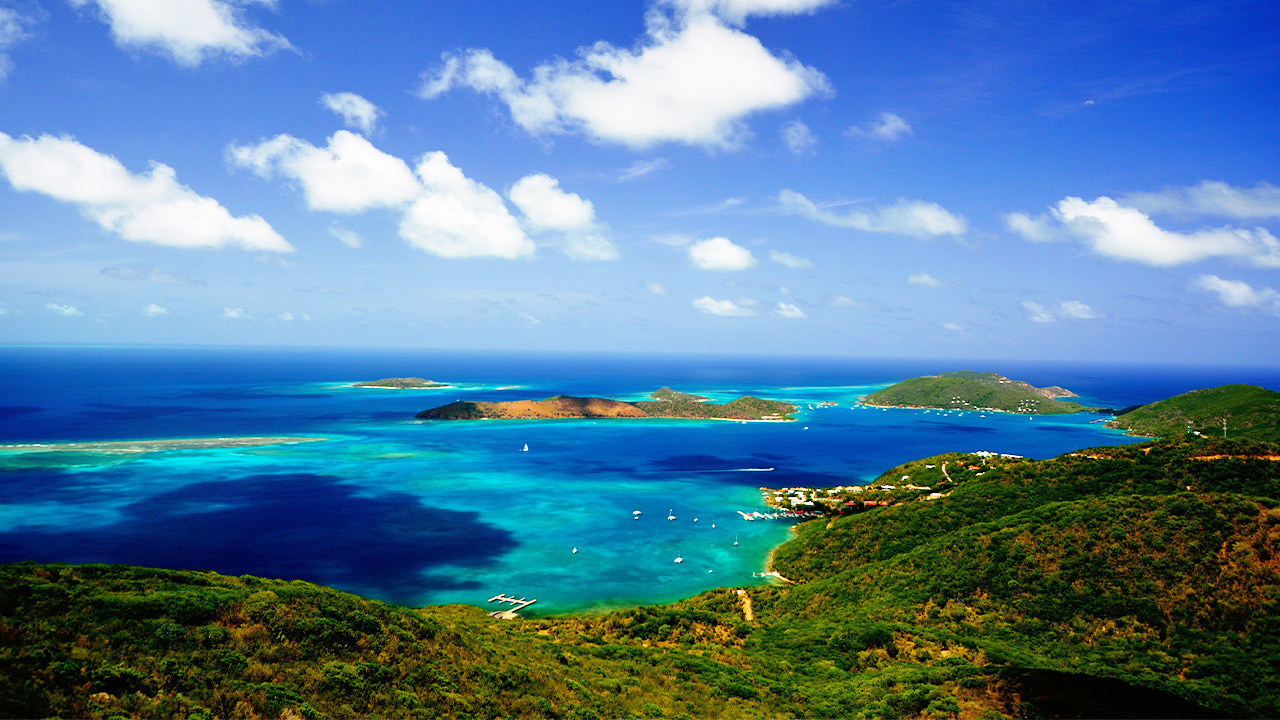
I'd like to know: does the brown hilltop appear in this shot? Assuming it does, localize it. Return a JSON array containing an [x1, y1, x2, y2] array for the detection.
[[416, 395, 650, 420]]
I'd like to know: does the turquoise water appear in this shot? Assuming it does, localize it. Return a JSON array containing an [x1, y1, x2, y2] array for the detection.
[[2, 348, 1274, 615]]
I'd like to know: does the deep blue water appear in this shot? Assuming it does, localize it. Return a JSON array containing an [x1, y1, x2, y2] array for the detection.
[[1, 346, 1277, 614]]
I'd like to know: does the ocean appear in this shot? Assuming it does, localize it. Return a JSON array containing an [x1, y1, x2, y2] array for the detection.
[[2, 346, 1277, 615]]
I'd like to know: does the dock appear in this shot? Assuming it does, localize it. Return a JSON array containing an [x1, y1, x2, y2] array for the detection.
[[488, 594, 537, 619]]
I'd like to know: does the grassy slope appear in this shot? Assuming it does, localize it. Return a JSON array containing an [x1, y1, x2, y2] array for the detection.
[[5, 438, 1277, 718], [864, 371, 1086, 414], [1110, 384, 1280, 443], [417, 393, 797, 421]]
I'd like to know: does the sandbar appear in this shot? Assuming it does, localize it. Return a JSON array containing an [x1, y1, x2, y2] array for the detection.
[[0, 436, 330, 454]]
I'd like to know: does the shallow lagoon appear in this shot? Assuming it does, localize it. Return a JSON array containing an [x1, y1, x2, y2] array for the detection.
[[2, 347, 1275, 614]]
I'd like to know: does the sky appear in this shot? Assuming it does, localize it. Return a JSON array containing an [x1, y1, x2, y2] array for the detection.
[[1, 0, 1279, 363]]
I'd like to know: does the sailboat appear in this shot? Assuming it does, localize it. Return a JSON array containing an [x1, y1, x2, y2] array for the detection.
[[733, 534, 739, 547], [521, 443, 529, 452], [667, 509, 676, 520]]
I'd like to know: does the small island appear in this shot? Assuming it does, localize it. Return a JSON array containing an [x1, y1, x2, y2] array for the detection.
[[417, 388, 797, 421], [1108, 384, 1280, 443], [353, 377, 450, 389], [863, 370, 1087, 414]]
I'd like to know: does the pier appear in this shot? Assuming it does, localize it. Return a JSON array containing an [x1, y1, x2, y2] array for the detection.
[[488, 594, 537, 619]]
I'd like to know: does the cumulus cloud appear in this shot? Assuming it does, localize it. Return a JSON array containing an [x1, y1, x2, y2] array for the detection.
[[692, 295, 757, 316], [1194, 274, 1279, 312], [228, 130, 420, 213], [320, 92, 383, 135], [68, 0, 291, 66], [646, 282, 669, 295], [1123, 181, 1280, 220], [908, 272, 940, 287], [770, 249, 811, 268], [0, 132, 291, 252], [1005, 195, 1280, 268], [46, 303, 84, 317], [417, 2, 831, 149], [276, 311, 294, 321], [774, 301, 805, 318], [229, 131, 535, 259], [781, 119, 816, 155], [779, 189, 967, 238], [689, 236, 756, 270], [508, 174, 616, 260], [142, 303, 169, 316], [221, 307, 250, 319], [0, 7, 33, 79], [846, 112, 912, 142], [939, 322, 964, 332]]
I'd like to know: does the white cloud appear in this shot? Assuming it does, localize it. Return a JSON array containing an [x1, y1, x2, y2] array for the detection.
[[692, 295, 757, 316], [0, 132, 291, 252], [0, 8, 33, 79], [328, 225, 363, 249], [781, 119, 816, 155], [689, 236, 756, 271], [46, 303, 83, 317], [320, 92, 383, 135], [276, 311, 294, 321], [1123, 181, 1280, 220], [1006, 195, 1280, 268], [1023, 299, 1102, 323], [229, 131, 535, 259], [228, 131, 421, 213], [0, 301, 8, 315], [509, 173, 596, 231], [1193, 274, 1279, 311], [829, 295, 855, 307], [770, 249, 811, 268], [779, 189, 968, 238], [666, 0, 839, 26], [68, 0, 291, 66], [618, 158, 672, 182], [221, 307, 250, 319], [908, 272, 940, 287], [774, 301, 805, 318], [1022, 301, 1055, 323], [646, 282, 669, 295], [940, 322, 964, 332], [846, 112, 913, 142], [142, 303, 169, 316], [1057, 300, 1101, 319], [418, 5, 830, 149]]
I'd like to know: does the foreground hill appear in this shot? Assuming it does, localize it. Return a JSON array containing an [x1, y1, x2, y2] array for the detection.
[[1108, 384, 1280, 443], [864, 370, 1087, 414], [4, 437, 1277, 718], [417, 389, 797, 421]]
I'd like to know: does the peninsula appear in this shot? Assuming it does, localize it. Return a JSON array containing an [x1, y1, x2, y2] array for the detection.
[[416, 388, 797, 421], [353, 377, 450, 389], [1108, 383, 1280, 443], [863, 370, 1087, 414]]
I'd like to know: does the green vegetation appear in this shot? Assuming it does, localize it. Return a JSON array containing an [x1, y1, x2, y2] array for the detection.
[[1109, 384, 1280, 443], [864, 370, 1088, 414], [353, 377, 449, 389], [417, 390, 798, 421], [5, 435, 1278, 718]]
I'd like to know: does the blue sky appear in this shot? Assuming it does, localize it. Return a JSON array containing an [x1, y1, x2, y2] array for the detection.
[[1, 0, 1278, 362]]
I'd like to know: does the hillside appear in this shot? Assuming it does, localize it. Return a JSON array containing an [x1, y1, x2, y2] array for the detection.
[[1108, 384, 1280, 443], [417, 391, 797, 421], [4, 437, 1278, 718], [864, 370, 1087, 414]]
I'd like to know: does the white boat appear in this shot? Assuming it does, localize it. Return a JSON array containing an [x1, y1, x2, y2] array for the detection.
[[673, 556, 683, 563], [521, 443, 529, 452], [572, 547, 577, 554]]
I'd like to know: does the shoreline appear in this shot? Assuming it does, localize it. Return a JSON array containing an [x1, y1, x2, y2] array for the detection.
[[0, 436, 330, 454]]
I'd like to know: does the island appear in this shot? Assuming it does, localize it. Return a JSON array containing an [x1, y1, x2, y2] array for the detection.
[[1108, 383, 1280, 443], [863, 370, 1088, 414], [416, 388, 797, 421], [353, 377, 450, 389], [0, 436, 329, 454]]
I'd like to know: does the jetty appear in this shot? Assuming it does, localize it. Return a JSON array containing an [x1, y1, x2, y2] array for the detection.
[[487, 594, 537, 620]]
